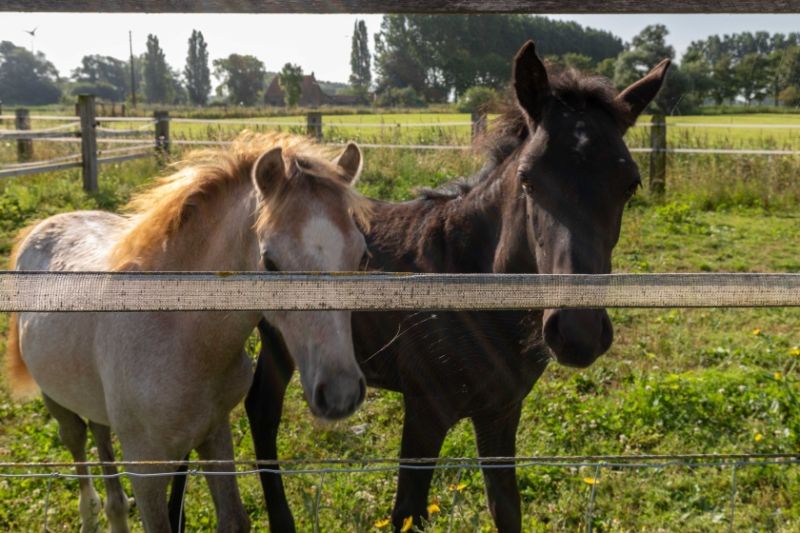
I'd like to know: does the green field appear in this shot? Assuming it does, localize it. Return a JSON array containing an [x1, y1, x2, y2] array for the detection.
[[1, 115, 800, 531]]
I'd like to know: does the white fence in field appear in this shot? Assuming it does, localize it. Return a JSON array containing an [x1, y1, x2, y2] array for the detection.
[[4, 94, 800, 191]]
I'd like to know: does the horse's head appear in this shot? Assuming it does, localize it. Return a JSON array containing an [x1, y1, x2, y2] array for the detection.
[[512, 40, 669, 368], [252, 142, 369, 419]]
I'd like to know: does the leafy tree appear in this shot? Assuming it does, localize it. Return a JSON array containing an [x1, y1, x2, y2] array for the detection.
[[213, 54, 266, 105], [373, 15, 623, 102], [680, 49, 715, 103], [560, 53, 593, 71], [71, 55, 128, 101], [143, 34, 171, 103], [0, 41, 61, 105], [594, 57, 616, 79], [373, 16, 429, 98], [278, 63, 304, 108], [168, 66, 188, 105], [349, 19, 372, 103], [735, 53, 770, 104], [709, 55, 738, 105], [373, 86, 425, 107], [772, 47, 800, 105], [184, 30, 211, 106]]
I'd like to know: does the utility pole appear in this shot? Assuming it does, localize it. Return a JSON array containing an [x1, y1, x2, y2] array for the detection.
[[129, 30, 137, 108]]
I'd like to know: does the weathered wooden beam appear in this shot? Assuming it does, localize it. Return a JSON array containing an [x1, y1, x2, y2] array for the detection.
[[3, 1, 799, 13], [15, 109, 32, 163], [78, 94, 99, 193], [1, 272, 799, 312]]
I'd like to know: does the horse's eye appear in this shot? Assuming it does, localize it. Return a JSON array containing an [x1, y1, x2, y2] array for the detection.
[[263, 256, 279, 272]]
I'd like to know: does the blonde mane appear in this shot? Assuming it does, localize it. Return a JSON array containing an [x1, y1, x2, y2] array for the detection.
[[109, 131, 370, 270]]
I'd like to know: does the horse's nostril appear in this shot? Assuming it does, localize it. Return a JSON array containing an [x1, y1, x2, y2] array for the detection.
[[314, 383, 328, 413]]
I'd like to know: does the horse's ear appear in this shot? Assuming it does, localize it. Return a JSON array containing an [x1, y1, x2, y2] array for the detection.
[[513, 40, 550, 125], [616, 58, 671, 123], [336, 142, 363, 184], [252, 147, 286, 196]]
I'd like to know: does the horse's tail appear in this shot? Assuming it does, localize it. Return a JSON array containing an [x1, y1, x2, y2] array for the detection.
[[5, 224, 39, 399]]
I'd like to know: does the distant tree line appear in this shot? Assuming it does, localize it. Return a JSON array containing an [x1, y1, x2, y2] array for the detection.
[[372, 15, 623, 104], [4, 17, 800, 114]]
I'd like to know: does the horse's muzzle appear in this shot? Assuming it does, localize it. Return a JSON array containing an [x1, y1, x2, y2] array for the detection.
[[310, 372, 367, 420], [542, 308, 613, 368]]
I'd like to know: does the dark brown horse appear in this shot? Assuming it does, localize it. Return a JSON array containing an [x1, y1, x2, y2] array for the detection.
[[169, 41, 670, 533]]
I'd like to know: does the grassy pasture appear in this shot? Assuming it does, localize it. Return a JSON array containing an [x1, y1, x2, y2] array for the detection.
[[0, 114, 799, 531]]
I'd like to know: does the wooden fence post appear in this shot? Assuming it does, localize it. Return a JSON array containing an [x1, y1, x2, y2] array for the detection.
[[307, 112, 322, 140], [471, 111, 487, 140], [649, 114, 666, 195], [15, 109, 32, 163], [78, 94, 98, 193], [154, 110, 170, 154]]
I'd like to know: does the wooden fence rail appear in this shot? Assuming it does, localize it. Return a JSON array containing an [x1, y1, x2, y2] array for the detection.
[[1, 272, 799, 312], [3, 95, 797, 195], [3, 1, 796, 13]]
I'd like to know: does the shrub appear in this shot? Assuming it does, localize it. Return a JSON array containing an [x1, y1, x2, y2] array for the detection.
[[457, 86, 501, 114], [374, 87, 426, 108]]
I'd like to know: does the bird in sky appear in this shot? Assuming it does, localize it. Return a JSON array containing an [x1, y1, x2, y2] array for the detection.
[[24, 27, 38, 37]]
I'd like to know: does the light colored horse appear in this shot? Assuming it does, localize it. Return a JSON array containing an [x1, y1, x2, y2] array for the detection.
[[5, 132, 370, 532]]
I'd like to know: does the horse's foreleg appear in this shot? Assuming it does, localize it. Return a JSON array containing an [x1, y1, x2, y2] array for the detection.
[[119, 440, 174, 533], [245, 319, 296, 532], [472, 403, 523, 533], [88, 422, 131, 533], [167, 455, 189, 533], [43, 395, 102, 533], [391, 398, 451, 532], [196, 417, 250, 533]]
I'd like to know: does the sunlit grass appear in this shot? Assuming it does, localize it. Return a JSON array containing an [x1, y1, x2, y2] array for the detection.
[[0, 119, 799, 530]]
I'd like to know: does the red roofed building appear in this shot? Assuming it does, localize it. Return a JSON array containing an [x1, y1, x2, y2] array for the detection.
[[264, 72, 359, 107]]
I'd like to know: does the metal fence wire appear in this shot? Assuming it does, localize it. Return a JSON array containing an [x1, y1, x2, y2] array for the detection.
[[1, 454, 798, 532]]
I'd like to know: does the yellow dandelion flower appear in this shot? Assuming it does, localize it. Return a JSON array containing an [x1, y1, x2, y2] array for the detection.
[[583, 477, 599, 485], [401, 516, 413, 532], [755, 433, 764, 442], [774, 371, 783, 381], [790, 346, 800, 357], [752, 328, 762, 336], [374, 518, 391, 529], [427, 503, 440, 514], [449, 482, 467, 492]]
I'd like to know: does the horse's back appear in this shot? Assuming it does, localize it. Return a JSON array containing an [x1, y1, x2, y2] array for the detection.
[[15, 210, 128, 272], [15, 210, 128, 424]]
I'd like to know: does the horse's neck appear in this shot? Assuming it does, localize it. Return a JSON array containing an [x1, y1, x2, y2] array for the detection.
[[369, 158, 535, 273], [150, 185, 260, 272], [458, 162, 536, 273], [145, 184, 262, 353]]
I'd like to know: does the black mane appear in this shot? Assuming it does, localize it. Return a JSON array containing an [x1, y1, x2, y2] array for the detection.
[[417, 67, 629, 201]]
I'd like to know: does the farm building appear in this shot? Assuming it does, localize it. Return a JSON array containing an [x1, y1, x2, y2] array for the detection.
[[264, 72, 359, 107]]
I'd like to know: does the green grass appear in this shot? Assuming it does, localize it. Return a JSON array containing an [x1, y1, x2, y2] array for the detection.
[[0, 125, 800, 531]]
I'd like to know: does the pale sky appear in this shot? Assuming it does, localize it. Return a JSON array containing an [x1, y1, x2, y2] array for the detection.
[[3, 14, 800, 84]]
